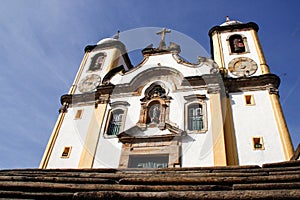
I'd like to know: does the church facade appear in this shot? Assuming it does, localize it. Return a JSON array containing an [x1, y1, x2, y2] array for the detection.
[[40, 18, 294, 169]]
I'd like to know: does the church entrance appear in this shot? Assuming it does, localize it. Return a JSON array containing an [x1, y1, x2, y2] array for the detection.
[[128, 154, 169, 168]]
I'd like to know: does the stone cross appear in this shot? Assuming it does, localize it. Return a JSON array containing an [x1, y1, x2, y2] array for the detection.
[[156, 28, 171, 49]]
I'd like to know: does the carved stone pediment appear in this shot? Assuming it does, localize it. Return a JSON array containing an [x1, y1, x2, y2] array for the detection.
[[117, 123, 186, 143]]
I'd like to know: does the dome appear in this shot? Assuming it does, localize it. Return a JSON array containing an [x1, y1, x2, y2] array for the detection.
[[97, 38, 118, 45], [220, 16, 242, 26]]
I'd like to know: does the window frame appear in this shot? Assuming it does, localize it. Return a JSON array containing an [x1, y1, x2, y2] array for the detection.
[[104, 101, 129, 138], [137, 83, 171, 130], [227, 34, 250, 55], [252, 136, 265, 150], [74, 109, 83, 120], [88, 52, 107, 71], [184, 95, 207, 134], [244, 94, 255, 106], [61, 146, 72, 158], [104, 108, 126, 137], [128, 154, 169, 169]]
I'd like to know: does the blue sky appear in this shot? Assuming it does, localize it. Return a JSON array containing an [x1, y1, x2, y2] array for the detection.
[[0, 0, 299, 169]]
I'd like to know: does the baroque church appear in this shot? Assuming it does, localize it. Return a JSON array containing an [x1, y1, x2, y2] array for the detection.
[[40, 17, 294, 169]]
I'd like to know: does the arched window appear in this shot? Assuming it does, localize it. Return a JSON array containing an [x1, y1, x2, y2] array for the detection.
[[107, 109, 124, 135], [229, 34, 245, 53], [187, 103, 203, 131], [89, 52, 106, 71]]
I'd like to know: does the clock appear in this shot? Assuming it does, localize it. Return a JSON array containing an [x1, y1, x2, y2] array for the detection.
[[78, 74, 101, 93], [228, 57, 258, 77]]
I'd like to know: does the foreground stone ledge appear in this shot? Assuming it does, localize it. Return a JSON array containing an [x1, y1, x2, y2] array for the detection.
[[0, 160, 300, 199], [72, 190, 300, 200]]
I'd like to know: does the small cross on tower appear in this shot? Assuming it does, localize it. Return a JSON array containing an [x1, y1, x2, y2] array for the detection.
[[156, 28, 171, 49]]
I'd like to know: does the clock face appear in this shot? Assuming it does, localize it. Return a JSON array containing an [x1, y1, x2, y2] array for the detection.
[[228, 57, 258, 77], [78, 74, 101, 93]]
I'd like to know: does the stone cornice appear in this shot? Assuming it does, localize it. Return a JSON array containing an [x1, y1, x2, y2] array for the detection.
[[224, 74, 280, 93], [84, 40, 126, 53], [208, 22, 259, 36], [60, 84, 115, 106], [182, 74, 223, 86], [59, 74, 280, 106], [118, 123, 186, 144], [141, 44, 181, 56], [118, 134, 177, 143]]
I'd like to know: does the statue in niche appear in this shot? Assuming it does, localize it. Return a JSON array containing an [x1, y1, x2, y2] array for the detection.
[[148, 104, 160, 124]]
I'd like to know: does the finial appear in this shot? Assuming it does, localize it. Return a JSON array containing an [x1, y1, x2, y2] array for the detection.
[[156, 28, 171, 49], [226, 16, 230, 22], [113, 30, 120, 40]]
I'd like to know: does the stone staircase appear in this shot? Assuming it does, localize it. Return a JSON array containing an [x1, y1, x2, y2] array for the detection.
[[0, 160, 300, 199]]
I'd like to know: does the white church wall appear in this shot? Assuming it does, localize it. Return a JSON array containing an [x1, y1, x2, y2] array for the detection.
[[92, 137, 122, 168], [47, 105, 94, 168], [93, 101, 123, 168], [181, 96, 214, 167], [93, 78, 214, 168], [111, 54, 214, 85], [230, 90, 285, 165], [182, 132, 214, 167]]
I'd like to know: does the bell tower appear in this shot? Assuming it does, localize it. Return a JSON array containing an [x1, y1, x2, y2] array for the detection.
[[209, 16, 270, 78], [209, 17, 294, 164], [40, 37, 132, 169]]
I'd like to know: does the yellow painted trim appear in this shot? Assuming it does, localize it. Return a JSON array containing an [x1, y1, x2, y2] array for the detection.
[[211, 32, 225, 69], [250, 29, 270, 74], [105, 48, 121, 75], [68, 51, 90, 94], [78, 103, 108, 168], [223, 97, 239, 165], [39, 112, 66, 169], [269, 94, 294, 160], [217, 32, 225, 69], [209, 92, 227, 166]]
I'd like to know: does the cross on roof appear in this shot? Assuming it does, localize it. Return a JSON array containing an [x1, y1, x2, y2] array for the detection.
[[156, 28, 171, 43], [156, 28, 171, 49]]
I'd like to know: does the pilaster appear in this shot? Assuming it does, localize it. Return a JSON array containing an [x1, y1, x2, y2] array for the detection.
[[208, 84, 227, 166], [78, 97, 109, 168], [269, 90, 294, 160]]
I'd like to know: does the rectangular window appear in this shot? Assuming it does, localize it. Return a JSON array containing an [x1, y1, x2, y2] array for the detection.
[[128, 154, 169, 168], [188, 105, 203, 131], [107, 110, 124, 135], [61, 146, 72, 158], [252, 137, 264, 150], [244, 95, 255, 105], [74, 109, 83, 119]]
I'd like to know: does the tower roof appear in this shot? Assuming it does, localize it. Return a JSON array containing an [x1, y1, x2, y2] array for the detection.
[[97, 37, 119, 45], [220, 16, 242, 26]]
